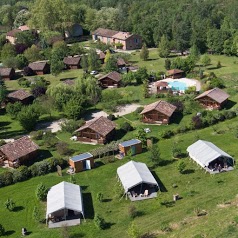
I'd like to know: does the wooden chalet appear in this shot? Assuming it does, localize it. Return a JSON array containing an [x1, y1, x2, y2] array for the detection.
[[7, 89, 34, 105], [6, 29, 21, 44], [117, 58, 126, 68], [140, 100, 177, 124], [0, 68, 16, 80], [28, 62, 50, 75], [75, 116, 116, 144], [63, 56, 81, 69], [195, 87, 229, 110], [98, 52, 106, 64], [155, 81, 172, 94], [98, 71, 121, 88], [0, 136, 39, 168], [167, 69, 184, 79], [69, 152, 94, 173]]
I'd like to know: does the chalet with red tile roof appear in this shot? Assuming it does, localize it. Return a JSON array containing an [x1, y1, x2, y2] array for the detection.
[[167, 69, 184, 79], [92, 28, 142, 50], [195, 88, 229, 110], [28, 62, 50, 75], [0, 136, 39, 168], [7, 89, 34, 105], [0, 68, 15, 80], [98, 71, 121, 88], [63, 56, 81, 69], [75, 116, 116, 144], [140, 100, 177, 124], [155, 81, 172, 94]]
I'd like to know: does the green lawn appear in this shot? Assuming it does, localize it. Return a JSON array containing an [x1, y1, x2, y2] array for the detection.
[[1, 118, 238, 238]]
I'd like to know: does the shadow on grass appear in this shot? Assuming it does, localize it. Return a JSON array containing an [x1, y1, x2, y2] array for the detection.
[[13, 206, 24, 212], [114, 129, 127, 141], [182, 169, 195, 174], [141, 233, 158, 238], [70, 233, 85, 238], [102, 198, 112, 202], [151, 171, 167, 192], [207, 66, 226, 70], [104, 222, 115, 230], [0, 130, 26, 140], [159, 159, 176, 166], [83, 193, 94, 219], [160, 200, 175, 207], [224, 100, 236, 110], [60, 77, 77, 81], [5, 230, 15, 236], [171, 112, 183, 124]]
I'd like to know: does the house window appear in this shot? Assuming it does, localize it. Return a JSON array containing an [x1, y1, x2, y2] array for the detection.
[[134, 38, 138, 43], [107, 37, 110, 43]]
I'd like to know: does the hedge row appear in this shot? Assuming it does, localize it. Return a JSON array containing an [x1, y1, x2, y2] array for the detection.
[[160, 109, 237, 139], [0, 157, 68, 188]]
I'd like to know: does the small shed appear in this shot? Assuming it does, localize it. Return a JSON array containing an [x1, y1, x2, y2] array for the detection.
[[46, 181, 84, 228], [63, 56, 81, 69], [0, 68, 16, 80], [167, 69, 184, 79], [28, 62, 50, 75], [7, 89, 34, 105], [69, 152, 94, 173], [119, 139, 142, 157]]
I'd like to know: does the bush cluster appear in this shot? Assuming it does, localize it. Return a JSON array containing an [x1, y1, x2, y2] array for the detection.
[[0, 158, 68, 188]]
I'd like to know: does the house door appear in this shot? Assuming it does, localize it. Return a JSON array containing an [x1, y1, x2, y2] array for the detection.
[[85, 160, 91, 170], [131, 145, 136, 155]]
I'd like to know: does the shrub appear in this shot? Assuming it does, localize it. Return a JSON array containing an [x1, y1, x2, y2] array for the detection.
[[121, 122, 134, 132], [135, 106, 144, 114], [96, 193, 103, 202], [30, 130, 44, 140], [61, 119, 85, 134], [0, 140, 6, 146], [18, 77, 30, 87], [6, 102, 22, 119], [0, 224, 5, 236], [43, 131, 58, 148], [36, 161, 50, 176], [217, 61, 221, 68], [35, 183, 48, 201], [127, 222, 141, 238], [160, 130, 174, 139], [2, 171, 13, 186], [128, 205, 137, 219], [56, 142, 72, 156], [94, 214, 106, 229], [177, 161, 186, 174], [107, 114, 116, 121], [172, 146, 182, 158], [4, 198, 15, 211]]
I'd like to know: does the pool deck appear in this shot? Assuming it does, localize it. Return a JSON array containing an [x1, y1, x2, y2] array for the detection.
[[160, 77, 201, 91]]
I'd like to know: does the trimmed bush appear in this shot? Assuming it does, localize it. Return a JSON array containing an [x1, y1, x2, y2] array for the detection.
[[35, 183, 48, 201], [121, 122, 134, 132], [94, 214, 106, 230], [0, 224, 5, 236], [4, 198, 15, 211]]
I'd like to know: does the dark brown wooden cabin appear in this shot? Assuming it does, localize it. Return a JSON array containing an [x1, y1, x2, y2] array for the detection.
[[63, 56, 81, 69], [75, 116, 116, 144], [98, 52, 106, 64], [0, 136, 39, 168], [167, 69, 184, 79], [28, 62, 50, 75], [98, 71, 121, 88], [140, 100, 177, 124], [195, 87, 229, 110], [7, 89, 34, 105], [0, 68, 15, 80]]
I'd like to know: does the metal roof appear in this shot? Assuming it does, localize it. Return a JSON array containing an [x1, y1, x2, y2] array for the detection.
[[70, 152, 93, 162], [117, 161, 158, 192], [46, 181, 84, 218], [119, 139, 141, 147], [187, 140, 233, 167]]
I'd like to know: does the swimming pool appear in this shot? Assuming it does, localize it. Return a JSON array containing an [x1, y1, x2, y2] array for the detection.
[[168, 81, 187, 91]]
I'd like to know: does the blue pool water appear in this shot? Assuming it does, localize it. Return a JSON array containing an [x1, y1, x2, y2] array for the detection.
[[168, 81, 187, 91]]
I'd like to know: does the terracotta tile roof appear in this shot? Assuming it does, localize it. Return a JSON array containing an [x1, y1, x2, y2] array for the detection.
[[75, 116, 116, 137], [98, 71, 121, 82], [0, 136, 39, 162], [167, 69, 184, 76], [0, 68, 14, 77], [6, 29, 21, 37], [63, 56, 81, 65], [155, 81, 169, 87], [117, 58, 126, 66], [98, 52, 105, 60], [140, 100, 177, 117], [195, 87, 230, 104], [92, 28, 119, 37], [28, 62, 49, 71], [7, 89, 33, 101], [112, 32, 133, 40]]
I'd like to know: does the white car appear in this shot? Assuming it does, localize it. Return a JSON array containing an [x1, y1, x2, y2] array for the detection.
[[90, 70, 98, 75]]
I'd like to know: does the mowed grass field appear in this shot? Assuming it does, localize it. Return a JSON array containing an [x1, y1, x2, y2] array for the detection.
[[1, 118, 238, 238], [1, 50, 238, 237]]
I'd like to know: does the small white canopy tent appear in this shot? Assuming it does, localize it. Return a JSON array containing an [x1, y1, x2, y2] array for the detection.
[[187, 140, 234, 168], [117, 161, 159, 194], [46, 181, 84, 222]]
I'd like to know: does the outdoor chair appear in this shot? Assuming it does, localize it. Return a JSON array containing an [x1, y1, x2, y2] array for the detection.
[[144, 190, 149, 197]]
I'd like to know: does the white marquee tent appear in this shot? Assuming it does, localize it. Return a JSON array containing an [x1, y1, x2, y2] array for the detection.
[[187, 140, 234, 168], [117, 160, 159, 193], [46, 181, 84, 221]]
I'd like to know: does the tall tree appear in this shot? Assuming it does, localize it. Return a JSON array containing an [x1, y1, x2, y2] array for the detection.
[[158, 35, 170, 58], [104, 56, 117, 72], [0, 79, 7, 105], [88, 49, 101, 71], [140, 43, 149, 61]]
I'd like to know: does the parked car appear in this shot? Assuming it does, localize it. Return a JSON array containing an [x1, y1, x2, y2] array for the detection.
[[90, 70, 98, 75]]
